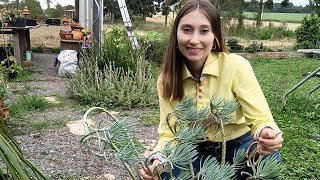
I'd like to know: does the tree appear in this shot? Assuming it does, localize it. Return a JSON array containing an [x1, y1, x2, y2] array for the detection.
[[104, 0, 120, 23], [46, 0, 51, 9], [310, 0, 320, 16], [127, 0, 156, 23], [45, 3, 64, 18], [254, 0, 291, 27], [161, 1, 171, 26], [216, 0, 246, 28], [19, 0, 44, 19], [64, 5, 75, 10]]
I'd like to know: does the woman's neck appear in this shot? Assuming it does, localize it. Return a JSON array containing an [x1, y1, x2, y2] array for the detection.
[[185, 61, 204, 81]]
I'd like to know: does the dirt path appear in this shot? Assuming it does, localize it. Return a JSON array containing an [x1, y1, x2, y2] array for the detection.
[[7, 53, 158, 179]]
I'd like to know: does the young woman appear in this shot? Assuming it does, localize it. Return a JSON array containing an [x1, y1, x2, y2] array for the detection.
[[140, 0, 283, 179]]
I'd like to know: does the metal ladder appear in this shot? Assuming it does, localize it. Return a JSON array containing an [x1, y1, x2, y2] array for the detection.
[[117, 0, 139, 49]]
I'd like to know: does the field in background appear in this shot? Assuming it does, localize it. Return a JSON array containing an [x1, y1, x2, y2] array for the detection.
[[26, 11, 303, 50], [243, 12, 310, 23]]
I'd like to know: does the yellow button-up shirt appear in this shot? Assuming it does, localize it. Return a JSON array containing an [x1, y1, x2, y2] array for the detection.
[[154, 52, 280, 151]]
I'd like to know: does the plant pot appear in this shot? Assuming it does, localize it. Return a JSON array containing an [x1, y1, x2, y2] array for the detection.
[[72, 29, 83, 40], [15, 18, 26, 27], [26, 18, 37, 26], [45, 18, 60, 26]]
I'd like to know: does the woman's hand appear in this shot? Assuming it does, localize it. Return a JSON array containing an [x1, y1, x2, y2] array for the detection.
[[139, 160, 163, 180], [257, 128, 283, 155]]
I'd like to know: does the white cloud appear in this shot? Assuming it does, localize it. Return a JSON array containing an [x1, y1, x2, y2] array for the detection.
[[38, 0, 75, 9]]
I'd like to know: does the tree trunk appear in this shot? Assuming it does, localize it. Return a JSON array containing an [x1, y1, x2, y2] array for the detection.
[[256, 0, 264, 27], [165, 14, 168, 26], [143, 11, 147, 23], [16, 0, 19, 10]]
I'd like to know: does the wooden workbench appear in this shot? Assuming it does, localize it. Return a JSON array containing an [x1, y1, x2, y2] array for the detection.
[[0, 25, 40, 67]]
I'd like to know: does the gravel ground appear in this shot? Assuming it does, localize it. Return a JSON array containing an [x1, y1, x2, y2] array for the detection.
[[9, 53, 158, 179]]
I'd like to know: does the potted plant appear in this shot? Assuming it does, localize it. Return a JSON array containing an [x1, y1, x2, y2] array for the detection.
[[0, 83, 9, 123], [0, 8, 11, 27], [6, 63, 23, 80], [0, 58, 23, 80]]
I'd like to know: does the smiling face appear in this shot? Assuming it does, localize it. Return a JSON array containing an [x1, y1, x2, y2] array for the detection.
[[177, 10, 215, 67]]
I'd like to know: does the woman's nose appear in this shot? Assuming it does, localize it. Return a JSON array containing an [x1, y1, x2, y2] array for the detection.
[[189, 32, 200, 44]]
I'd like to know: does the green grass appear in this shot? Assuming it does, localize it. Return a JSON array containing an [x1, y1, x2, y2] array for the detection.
[[141, 57, 319, 178], [243, 12, 310, 23], [8, 117, 72, 135], [249, 57, 320, 179], [14, 69, 37, 82], [8, 95, 53, 119], [138, 109, 160, 125], [30, 117, 71, 130]]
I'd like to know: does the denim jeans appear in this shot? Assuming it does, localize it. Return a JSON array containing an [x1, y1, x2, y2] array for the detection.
[[160, 132, 281, 180]]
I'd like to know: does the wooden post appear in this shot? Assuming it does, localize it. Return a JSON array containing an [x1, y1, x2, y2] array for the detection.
[[75, 0, 79, 21], [12, 29, 27, 66]]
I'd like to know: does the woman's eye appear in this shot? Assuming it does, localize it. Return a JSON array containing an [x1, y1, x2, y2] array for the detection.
[[183, 28, 191, 32], [201, 29, 209, 33]]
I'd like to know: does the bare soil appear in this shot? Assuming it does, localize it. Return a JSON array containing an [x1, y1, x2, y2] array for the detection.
[[7, 53, 158, 179]]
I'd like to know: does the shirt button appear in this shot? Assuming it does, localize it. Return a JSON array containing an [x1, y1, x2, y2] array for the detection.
[[199, 88, 202, 93], [198, 96, 202, 99], [204, 136, 209, 140]]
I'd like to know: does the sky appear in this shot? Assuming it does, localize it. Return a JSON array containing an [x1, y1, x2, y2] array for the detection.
[[38, 0, 75, 9], [37, 0, 309, 10], [274, 0, 309, 7]]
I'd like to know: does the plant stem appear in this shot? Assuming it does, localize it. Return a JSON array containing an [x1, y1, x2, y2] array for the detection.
[[189, 163, 196, 179], [219, 116, 226, 168]]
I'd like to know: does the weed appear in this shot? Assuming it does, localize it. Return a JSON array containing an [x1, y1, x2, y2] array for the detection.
[[9, 95, 52, 119], [138, 109, 160, 125], [30, 117, 71, 130]]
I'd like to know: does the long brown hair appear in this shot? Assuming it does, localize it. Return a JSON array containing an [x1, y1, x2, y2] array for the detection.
[[161, 0, 228, 100]]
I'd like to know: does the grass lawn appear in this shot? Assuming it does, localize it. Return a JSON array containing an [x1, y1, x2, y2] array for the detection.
[[250, 57, 320, 179], [244, 12, 310, 23]]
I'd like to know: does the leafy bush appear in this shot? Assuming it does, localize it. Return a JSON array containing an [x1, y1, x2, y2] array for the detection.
[[31, 45, 43, 53], [139, 31, 169, 64], [68, 28, 158, 109], [226, 36, 243, 52], [226, 25, 294, 40], [257, 27, 295, 40], [100, 27, 139, 73], [296, 14, 320, 49]]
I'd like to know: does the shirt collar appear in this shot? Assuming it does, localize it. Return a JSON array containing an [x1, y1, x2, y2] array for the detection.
[[182, 52, 220, 80]]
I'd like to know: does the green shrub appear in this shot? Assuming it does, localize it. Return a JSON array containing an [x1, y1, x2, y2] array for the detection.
[[226, 36, 243, 52], [31, 45, 43, 53], [226, 25, 294, 40], [100, 27, 139, 73], [296, 14, 320, 49], [258, 27, 295, 40], [139, 31, 169, 64], [68, 28, 158, 109]]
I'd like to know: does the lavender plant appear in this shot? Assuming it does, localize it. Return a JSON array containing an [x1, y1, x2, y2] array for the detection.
[[81, 97, 282, 179]]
